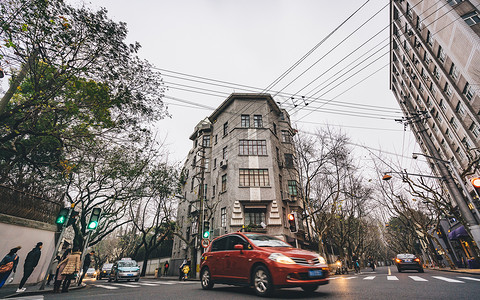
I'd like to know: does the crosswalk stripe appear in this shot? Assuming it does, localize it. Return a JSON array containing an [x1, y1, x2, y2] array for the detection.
[[344, 276, 357, 280], [432, 276, 464, 283], [458, 277, 480, 282], [364, 276, 375, 280], [387, 276, 398, 281], [136, 282, 159, 286], [409, 276, 428, 282], [113, 283, 140, 287], [328, 277, 339, 280], [94, 284, 119, 290]]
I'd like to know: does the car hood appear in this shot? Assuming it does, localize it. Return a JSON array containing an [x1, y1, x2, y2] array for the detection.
[[258, 247, 319, 259]]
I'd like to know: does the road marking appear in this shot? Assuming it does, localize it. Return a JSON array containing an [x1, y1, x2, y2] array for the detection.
[[94, 284, 119, 289], [409, 276, 428, 282], [363, 276, 375, 280], [432, 276, 464, 283], [388, 267, 391, 275], [12, 296, 44, 300], [136, 282, 159, 286], [387, 276, 399, 281], [157, 281, 175, 285], [458, 277, 480, 282], [328, 277, 339, 280], [344, 276, 357, 280], [113, 283, 140, 287]]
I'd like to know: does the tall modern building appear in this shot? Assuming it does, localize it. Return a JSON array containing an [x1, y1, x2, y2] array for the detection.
[[171, 93, 305, 274], [389, 0, 480, 264]]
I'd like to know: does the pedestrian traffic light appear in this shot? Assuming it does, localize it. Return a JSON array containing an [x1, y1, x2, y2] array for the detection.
[[288, 212, 297, 233], [87, 208, 102, 230], [56, 208, 70, 225], [203, 221, 210, 239], [471, 177, 480, 197]]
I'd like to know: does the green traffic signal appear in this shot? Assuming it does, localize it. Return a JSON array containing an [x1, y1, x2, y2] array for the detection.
[[203, 230, 210, 238], [87, 207, 102, 231], [55, 208, 70, 225], [56, 216, 65, 224], [203, 221, 210, 239], [88, 221, 98, 229]]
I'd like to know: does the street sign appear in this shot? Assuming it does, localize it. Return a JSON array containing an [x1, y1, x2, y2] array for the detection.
[[201, 238, 210, 248]]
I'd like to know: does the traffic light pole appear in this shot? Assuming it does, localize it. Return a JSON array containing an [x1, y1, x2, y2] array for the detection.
[[39, 205, 74, 290]]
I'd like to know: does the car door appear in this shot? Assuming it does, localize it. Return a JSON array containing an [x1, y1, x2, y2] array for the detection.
[[209, 236, 228, 279], [223, 234, 254, 282]]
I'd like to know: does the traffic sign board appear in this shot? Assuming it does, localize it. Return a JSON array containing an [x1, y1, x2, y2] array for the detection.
[[201, 238, 210, 248]]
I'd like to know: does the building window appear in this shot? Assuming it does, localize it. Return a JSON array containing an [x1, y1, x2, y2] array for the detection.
[[204, 158, 210, 171], [426, 30, 433, 46], [448, 0, 464, 6], [203, 135, 211, 147], [424, 52, 431, 64], [239, 169, 270, 187], [462, 11, 480, 26], [221, 174, 227, 192], [223, 122, 228, 136], [244, 208, 266, 226], [222, 146, 227, 159], [213, 158, 217, 168], [192, 221, 198, 235], [239, 140, 267, 156], [426, 97, 432, 107], [284, 154, 294, 168], [463, 82, 474, 100], [406, 2, 412, 19], [212, 185, 216, 198], [221, 207, 226, 227], [429, 82, 437, 98], [433, 66, 440, 80], [437, 46, 446, 63], [241, 115, 250, 127], [462, 137, 472, 149], [253, 115, 263, 128], [439, 99, 447, 111], [416, 16, 422, 31], [470, 123, 480, 138], [450, 117, 459, 130], [279, 175, 283, 199], [215, 134, 218, 144], [449, 63, 459, 80], [273, 123, 277, 135], [445, 128, 453, 140], [444, 83, 452, 97], [288, 180, 298, 196], [455, 102, 465, 116], [281, 130, 292, 143]]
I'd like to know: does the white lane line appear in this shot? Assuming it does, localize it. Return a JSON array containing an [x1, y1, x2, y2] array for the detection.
[[409, 276, 428, 282], [432, 276, 464, 283], [344, 276, 357, 280], [112, 283, 140, 287], [94, 284, 119, 289], [458, 276, 480, 282], [387, 276, 399, 281], [363, 276, 375, 280]]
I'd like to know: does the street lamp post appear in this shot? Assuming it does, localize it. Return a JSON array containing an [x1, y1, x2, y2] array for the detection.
[[412, 152, 480, 249]]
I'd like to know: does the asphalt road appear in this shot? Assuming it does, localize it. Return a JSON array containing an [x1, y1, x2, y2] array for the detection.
[[28, 267, 480, 300]]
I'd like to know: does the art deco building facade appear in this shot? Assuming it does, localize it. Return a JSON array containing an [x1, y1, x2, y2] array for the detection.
[[389, 0, 480, 264], [171, 94, 305, 270]]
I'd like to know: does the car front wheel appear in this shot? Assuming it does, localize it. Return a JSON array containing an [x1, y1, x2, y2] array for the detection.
[[253, 265, 273, 297], [200, 268, 214, 290]]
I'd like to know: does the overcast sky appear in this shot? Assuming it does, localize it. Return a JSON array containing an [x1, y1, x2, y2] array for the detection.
[[85, 0, 426, 174]]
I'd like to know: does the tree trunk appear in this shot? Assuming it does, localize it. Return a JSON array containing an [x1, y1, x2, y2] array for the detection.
[[141, 251, 150, 277]]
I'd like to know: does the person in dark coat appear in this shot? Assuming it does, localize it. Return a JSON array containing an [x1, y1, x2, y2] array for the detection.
[[78, 250, 94, 286], [0, 246, 21, 288], [16, 242, 42, 293]]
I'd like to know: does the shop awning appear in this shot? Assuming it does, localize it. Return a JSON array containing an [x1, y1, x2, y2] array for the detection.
[[448, 225, 469, 240]]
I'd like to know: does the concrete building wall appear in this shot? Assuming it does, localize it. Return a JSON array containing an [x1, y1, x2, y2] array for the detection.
[[0, 214, 56, 285]]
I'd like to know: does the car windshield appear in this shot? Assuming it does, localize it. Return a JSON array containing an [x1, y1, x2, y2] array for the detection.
[[118, 261, 138, 267], [397, 254, 416, 259], [245, 234, 292, 247], [87, 268, 95, 273], [102, 264, 113, 270]]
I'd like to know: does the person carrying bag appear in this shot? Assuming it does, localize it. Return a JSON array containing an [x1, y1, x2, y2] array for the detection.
[[0, 246, 21, 288], [57, 247, 81, 293]]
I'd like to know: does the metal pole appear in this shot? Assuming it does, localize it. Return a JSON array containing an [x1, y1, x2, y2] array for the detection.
[[39, 205, 73, 290]]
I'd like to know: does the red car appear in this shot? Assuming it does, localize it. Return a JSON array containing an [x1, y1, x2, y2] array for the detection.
[[200, 232, 329, 296]]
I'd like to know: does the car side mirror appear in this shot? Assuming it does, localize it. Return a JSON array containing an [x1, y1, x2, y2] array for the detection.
[[234, 244, 244, 252]]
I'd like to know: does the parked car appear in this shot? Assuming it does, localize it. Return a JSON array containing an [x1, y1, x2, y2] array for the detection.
[[97, 263, 113, 280], [200, 233, 329, 296], [108, 258, 140, 282], [85, 268, 97, 278], [395, 254, 424, 273]]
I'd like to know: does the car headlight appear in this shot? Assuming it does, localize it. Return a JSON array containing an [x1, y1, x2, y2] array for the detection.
[[268, 253, 296, 264], [317, 255, 327, 265]]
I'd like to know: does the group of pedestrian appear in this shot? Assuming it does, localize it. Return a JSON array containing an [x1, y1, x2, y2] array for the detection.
[[0, 242, 93, 294]]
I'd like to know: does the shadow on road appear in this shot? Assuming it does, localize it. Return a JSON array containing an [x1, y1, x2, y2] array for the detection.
[[206, 285, 330, 299]]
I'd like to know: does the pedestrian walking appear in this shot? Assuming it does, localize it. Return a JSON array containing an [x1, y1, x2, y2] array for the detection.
[[53, 249, 71, 293], [56, 247, 81, 293], [0, 246, 21, 288], [46, 256, 60, 286], [163, 261, 169, 276], [78, 250, 94, 286], [16, 242, 42, 293]]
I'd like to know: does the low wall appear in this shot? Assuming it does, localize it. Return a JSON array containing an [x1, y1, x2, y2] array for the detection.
[[0, 213, 56, 285]]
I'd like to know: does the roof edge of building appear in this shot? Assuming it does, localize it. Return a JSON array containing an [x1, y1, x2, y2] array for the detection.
[[208, 93, 281, 122]]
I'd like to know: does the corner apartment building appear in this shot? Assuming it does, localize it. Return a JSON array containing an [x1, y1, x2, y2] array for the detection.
[[171, 93, 305, 272], [389, 0, 480, 264]]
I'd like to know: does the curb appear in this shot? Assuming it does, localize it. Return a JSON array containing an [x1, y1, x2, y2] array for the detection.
[[431, 268, 480, 276], [3, 284, 86, 298]]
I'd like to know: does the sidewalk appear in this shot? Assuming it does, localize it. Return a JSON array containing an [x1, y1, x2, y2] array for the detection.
[[428, 267, 480, 275], [0, 282, 85, 299]]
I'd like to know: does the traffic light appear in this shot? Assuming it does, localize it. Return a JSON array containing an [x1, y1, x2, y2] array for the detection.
[[287, 212, 297, 233], [87, 208, 102, 230], [56, 208, 70, 225], [471, 177, 480, 198], [203, 221, 210, 239]]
